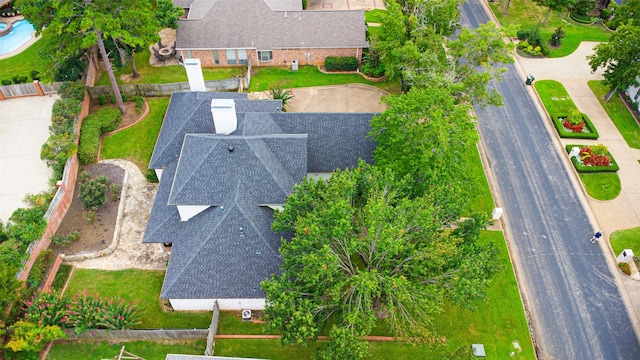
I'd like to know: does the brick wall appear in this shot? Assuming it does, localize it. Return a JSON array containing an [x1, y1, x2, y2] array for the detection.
[[181, 47, 363, 67]]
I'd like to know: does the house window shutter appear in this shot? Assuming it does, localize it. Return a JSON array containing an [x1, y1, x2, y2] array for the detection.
[[213, 50, 219, 64], [186, 50, 192, 58]]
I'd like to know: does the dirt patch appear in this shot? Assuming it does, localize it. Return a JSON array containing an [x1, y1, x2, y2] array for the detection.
[[88, 99, 140, 129], [49, 163, 124, 257]]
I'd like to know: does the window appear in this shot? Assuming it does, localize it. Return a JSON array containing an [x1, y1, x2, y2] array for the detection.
[[635, 90, 640, 102], [258, 51, 273, 62], [186, 50, 192, 58], [226, 49, 236, 65], [237, 49, 247, 65], [213, 50, 219, 65]]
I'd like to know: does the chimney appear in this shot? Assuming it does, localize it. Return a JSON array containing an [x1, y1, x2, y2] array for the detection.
[[184, 58, 206, 92], [211, 99, 237, 134]]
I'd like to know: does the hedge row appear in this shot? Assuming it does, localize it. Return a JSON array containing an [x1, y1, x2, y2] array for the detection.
[[324, 56, 359, 71], [552, 113, 600, 139], [565, 144, 620, 173], [78, 107, 122, 164], [569, 11, 593, 24]]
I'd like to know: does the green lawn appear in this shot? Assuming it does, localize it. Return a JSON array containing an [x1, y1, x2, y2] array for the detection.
[[588, 80, 640, 149], [249, 65, 378, 92], [610, 226, 640, 256], [47, 339, 206, 360], [94, 49, 245, 86], [65, 269, 212, 329], [489, 0, 611, 57], [534, 79, 578, 116], [0, 38, 47, 81], [579, 172, 621, 200], [465, 145, 496, 216], [365, 9, 386, 23], [101, 97, 169, 172]]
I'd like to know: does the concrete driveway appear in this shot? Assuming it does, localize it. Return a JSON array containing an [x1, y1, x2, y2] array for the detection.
[[287, 84, 387, 113], [0, 95, 56, 222]]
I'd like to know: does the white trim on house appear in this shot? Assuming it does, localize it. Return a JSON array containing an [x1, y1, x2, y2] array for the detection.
[[170, 298, 266, 311], [177, 205, 211, 221], [155, 168, 164, 181], [307, 172, 333, 180]]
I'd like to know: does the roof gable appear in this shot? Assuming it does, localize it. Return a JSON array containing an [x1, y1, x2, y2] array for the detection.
[[168, 134, 308, 205]]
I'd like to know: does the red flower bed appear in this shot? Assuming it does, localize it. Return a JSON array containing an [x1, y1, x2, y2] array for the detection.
[[563, 119, 585, 132], [580, 147, 611, 166]]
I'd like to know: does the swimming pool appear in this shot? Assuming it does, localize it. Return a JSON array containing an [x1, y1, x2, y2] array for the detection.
[[0, 22, 7, 30], [0, 20, 35, 56]]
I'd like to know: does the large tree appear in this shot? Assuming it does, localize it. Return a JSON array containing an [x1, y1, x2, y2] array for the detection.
[[588, 24, 640, 101], [377, 1, 513, 107], [369, 86, 479, 211], [262, 163, 500, 359], [16, 0, 168, 114]]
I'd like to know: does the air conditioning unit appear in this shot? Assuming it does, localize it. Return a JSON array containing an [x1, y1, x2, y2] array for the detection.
[[242, 309, 252, 321]]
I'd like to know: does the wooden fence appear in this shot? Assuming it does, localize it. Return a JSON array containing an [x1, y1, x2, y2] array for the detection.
[[65, 329, 208, 340], [205, 301, 220, 356], [0, 81, 60, 100], [87, 78, 245, 98]]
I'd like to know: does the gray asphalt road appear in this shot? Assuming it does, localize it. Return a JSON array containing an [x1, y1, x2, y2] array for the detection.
[[461, 2, 640, 358]]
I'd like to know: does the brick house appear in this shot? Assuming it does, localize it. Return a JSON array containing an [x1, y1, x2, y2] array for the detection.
[[174, 0, 368, 67]]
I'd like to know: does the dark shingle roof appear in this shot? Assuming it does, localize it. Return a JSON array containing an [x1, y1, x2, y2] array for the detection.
[[176, 0, 367, 50], [160, 182, 284, 299], [243, 112, 377, 172], [168, 134, 307, 206], [149, 92, 281, 169]]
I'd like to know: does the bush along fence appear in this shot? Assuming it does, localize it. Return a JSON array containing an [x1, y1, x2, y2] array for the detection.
[[0, 80, 61, 100], [17, 83, 90, 282]]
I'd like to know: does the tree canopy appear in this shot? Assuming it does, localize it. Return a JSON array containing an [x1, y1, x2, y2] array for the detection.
[[531, 0, 575, 25], [588, 24, 640, 101], [376, 0, 513, 107], [262, 163, 501, 359]]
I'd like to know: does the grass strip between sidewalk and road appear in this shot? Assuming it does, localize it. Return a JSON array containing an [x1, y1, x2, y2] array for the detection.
[[610, 226, 640, 257], [588, 80, 640, 149], [578, 172, 621, 200]]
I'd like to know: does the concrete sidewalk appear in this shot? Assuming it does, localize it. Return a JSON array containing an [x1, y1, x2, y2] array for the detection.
[[516, 41, 640, 331]]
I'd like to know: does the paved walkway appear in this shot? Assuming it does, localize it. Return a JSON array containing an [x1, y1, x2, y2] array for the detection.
[[307, 0, 385, 10], [0, 95, 56, 222], [516, 41, 640, 332]]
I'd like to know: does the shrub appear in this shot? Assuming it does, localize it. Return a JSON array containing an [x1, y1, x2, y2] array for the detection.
[[30, 70, 40, 81], [78, 107, 122, 164], [52, 98, 81, 121], [550, 27, 565, 46], [134, 96, 144, 114], [6, 208, 46, 245], [110, 183, 122, 201], [1, 79, 11, 85], [619, 262, 631, 275], [23, 191, 54, 213], [83, 210, 96, 224], [78, 176, 109, 209], [41, 133, 77, 175], [98, 94, 107, 105], [599, 8, 611, 19], [58, 81, 86, 102], [570, 10, 593, 23], [361, 48, 385, 78], [109, 93, 116, 104], [302, 0, 307, 9], [324, 56, 359, 71], [268, 83, 294, 112], [516, 29, 528, 40], [572, 0, 596, 16], [18, 76, 28, 83], [52, 231, 80, 247], [27, 249, 54, 289], [121, 93, 128, 102], [78, 170, 90, 183], [4, 321, 65, 358], [145, 168, 159, 183]]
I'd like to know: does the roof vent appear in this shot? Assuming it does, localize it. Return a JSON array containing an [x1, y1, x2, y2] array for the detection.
[[239, 227, 244, 236], [220, 206, 225, 212], [228, 145, 234, 152], [256, 249, 261, 255]]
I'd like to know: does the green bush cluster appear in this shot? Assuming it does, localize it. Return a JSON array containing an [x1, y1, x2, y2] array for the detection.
[[0, 207, 47, 269], [26, 249, 54, 289], [570, 11, 593, 24], [566, 144, 619, 173], [553, 113, 600, 139], [42, 95, 81, 182], [52, 231, 81, 247], [78, 175, 109, 209], [58, 81, 86, 102], [1, 70, 41, 86], [78, 107, 122, 164], [517, 26, 550, 56], [324, 56, 359, 71], [134, 95, 145, 114], [23, 289, 141, 335], [361, 48, 385, 78]]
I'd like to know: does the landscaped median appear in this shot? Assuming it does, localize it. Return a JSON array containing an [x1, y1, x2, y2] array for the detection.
[[535, 80, 599, 139], [565, 144, 621, 200]]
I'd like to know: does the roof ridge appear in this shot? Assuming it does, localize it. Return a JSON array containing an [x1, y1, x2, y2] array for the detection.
[[245, 138, 295, 196]]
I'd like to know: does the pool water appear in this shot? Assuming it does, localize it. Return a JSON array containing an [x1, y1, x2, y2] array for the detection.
[[0, 20, 35, 56], [0, 22, 7, 30]]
